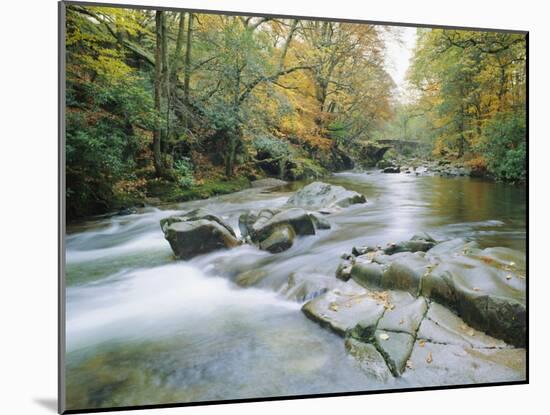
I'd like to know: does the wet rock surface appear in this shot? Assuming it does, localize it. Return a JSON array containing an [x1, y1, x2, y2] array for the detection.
[[163, 219, 240, 259], [285, 181, 366, 209], [377, 157, 476, 178], [163, 182, 356, 257], [300, 232, 526, 382]]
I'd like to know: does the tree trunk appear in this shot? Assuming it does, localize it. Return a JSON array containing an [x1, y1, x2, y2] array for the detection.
[[152, 11, 164, 177], [161, 12, 170, 155], [171, 12, 186, 79], [183, 13, 193, 106], [224, 134, 237, 177]]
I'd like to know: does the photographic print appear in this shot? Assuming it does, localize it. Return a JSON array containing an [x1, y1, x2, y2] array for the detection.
[[59, 1, 527, 412]]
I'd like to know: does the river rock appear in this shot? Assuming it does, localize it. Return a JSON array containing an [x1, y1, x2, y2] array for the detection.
[[285, 181, 366, 209], [377, 292, 428, 335], [425, 238, 479, 257], [302, 287, 386, 336], [258, 224, 296, 253], [403, 341, 526, 386], [384, 240, 436, 255], [421, 254, 526, 347], [335, 262, 353, 281], [350, 262, 384, 288], [372, 329, 415, 376], [235, 269, 269, 287], [344, 337, 393, 381], [249, 208, 315, 242], [380, 252, 431, 295], [163, 219, 240, 259], [160, 208, 236, 237], [382, 166, 400, 173], [250, 178, 287, 188], [308, 213, 332, 230], [417, 302, 508, 348], [411, 232, 436, 243], [283, 272, 340, 302]]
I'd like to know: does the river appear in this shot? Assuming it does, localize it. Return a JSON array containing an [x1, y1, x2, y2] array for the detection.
[[64, 171, 526, 409]]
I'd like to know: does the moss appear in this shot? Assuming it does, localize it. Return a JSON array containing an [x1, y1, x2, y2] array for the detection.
[[155, 177, 251, 203], [288, 158, 327, 181]]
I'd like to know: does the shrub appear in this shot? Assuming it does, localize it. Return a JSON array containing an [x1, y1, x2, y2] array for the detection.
[[174, 158, 194, 189], [480, 111, 526, 182]]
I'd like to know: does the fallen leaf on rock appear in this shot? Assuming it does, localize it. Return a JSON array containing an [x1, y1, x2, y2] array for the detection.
[[379, 333, 390, 341], [426, 352, 433, 364], [329, 303, 339, 312], [419, 339, 426, 347], [406, 360, 414, 369]]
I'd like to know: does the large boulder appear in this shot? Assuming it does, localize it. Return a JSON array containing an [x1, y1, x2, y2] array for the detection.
[[241, 208, 315, 243], [285, 181, 366, 210], [161, 208, 236, 237], [163, 219, 240, 259], [239, 208, 317, 253], [258, 224, 296, 253]]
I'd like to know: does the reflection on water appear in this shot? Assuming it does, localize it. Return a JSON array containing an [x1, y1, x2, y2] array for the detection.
[[65, 171, 526, 409]]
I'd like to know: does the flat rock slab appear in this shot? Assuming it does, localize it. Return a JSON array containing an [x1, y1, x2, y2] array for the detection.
[[418, 302, 509, 348], [285, 181, 366, 210], [377, 292, 428, 335], [302, 288, 385, 337], [344, 337, 393, 381], [373, 330, 415, 376], [402, 341, 526, 386]]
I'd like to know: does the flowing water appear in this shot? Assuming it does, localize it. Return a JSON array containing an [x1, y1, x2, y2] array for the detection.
[[64, 171, 526, 410]]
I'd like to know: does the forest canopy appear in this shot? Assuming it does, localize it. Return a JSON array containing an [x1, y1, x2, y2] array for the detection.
[[64, 5, 527, 219]]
